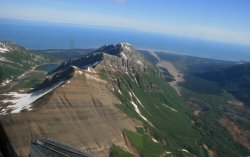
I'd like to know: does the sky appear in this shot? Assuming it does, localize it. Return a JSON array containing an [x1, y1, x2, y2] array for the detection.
[[0, 0, 250, 45]]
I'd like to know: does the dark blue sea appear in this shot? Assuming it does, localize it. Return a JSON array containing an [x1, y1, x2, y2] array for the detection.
[[1, 19, 250, 61]]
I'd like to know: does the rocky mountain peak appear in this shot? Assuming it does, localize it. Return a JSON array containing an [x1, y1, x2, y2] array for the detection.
[[51, 42, 147, 74], [94, 42, 133, 59]]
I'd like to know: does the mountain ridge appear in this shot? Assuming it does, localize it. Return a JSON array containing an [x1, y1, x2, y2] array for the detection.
[[0, 42, 153, 157], [1, 42, 250, 157], [0, 41, 52, 85]]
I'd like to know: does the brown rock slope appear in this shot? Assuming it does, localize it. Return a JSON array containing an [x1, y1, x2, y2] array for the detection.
[[220, 118, 250, 150], [0, 67, 137, 157]]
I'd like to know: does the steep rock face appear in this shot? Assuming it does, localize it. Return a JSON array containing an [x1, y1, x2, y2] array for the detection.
[[0, 66, 138, 157], [0, 43, 145, 157], [98, 43, 147, 69], [52, 43, 147, 73], [87, 44, 160, 108]]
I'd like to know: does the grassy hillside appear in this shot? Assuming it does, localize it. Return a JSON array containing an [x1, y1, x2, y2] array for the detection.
[[0, 71, 46, 94], [181, 85, 250, 157], [194, 63, 250, 106], [35, 48, 94, 60], [0, 41, 54, 83], [140, 51, 250, 157], [100, 61, 208, 157]]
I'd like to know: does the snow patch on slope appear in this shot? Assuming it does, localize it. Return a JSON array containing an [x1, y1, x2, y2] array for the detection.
[[131, 91, 144, 108], [0, 47, 10, 53], [120, 51, 127, 60], [76, 70, 83, 75], [0, 81, 64, 114], [152, 137, 158, 143], [87, 67, 91, 72], [131, 72, 139, 86], [118, 89, 122, 95], [130, 99, 148, 122], [137, 60, 143, 66], [163, 103, 178, 112], [128, 91, 149, 122], [86, 67, 96, 73], [179, 149, 190, 153], [0, 42, 11, 53]]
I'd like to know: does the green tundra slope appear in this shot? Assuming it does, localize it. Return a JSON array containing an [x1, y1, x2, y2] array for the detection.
[[97, 47, 208, 157], [0, 41, 53, 83], [140, 50, 250, 157], [194, 63, 250, 106]]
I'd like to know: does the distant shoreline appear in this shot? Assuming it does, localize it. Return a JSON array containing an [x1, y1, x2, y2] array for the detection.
[[1, 19, 250, 61]]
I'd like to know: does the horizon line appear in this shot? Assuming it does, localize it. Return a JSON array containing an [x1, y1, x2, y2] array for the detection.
[[1, 17, 250, 47]]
